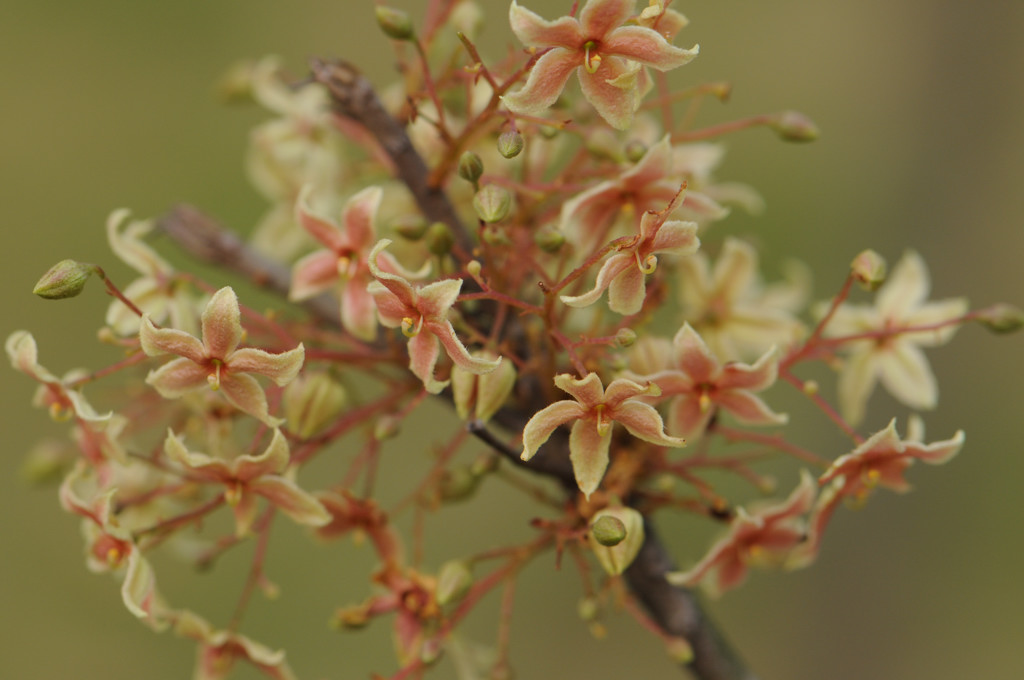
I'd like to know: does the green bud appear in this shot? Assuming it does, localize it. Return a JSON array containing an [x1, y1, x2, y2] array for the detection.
[[469, 453, 499, 477], [976, 303, 1024, 334], [497, 130, 524, 159], [577, 596, 600, 622], [590, 515, 627, 547], [375, 6, 415, 41], [426, 221, 454, 256], [391, 214, 429, 241], [438, 465, 480, 502], [374, 414, 402, 441], [624, 140, 648, 163], [533, 224, 565, 253], [614, 328, 637, 348], [850, 249, 887, 291], [457, 151, 484, 184], [436, 560, 474, 605], [771, 110, 820, 142], [472, 185, 512, 223], [33, 259, 99, 299], [283, 371, 347, 439]]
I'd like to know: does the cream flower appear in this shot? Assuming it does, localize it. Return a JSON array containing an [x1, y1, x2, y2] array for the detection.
[[503, 0, 698, 129], [140, 287, 305, 426], [521, 372, 685, 498], [821, 251, 968, 425]]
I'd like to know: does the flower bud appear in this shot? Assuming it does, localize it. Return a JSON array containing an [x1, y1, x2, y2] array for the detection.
[[392, 214, 429, 241], [591, 515, 627, 546], [577, 596, 600, 622], [624, 140, 647, 163], [466, 260, 482, 278], [533, 224, 565, 253], [469, 453, 499, 477], [33, 259, 98, 299], [436, 560, 473, 605], [452, 350, 515, 423], [472, 185, 512, 223], [438, 465, 480, 502], [283, 371, 347, 439], [976, 303, 1024, 334], [374, 413, 402, 441], [426, 221, 454, 256], [588, 506, 644, 575], [614, 328, 637, 348], [770, 110, 820, 142], [375, 6, 414, 41], [457, 151, 484, 184], [850, 249, 886, 291], [497, 130, 524, 159]]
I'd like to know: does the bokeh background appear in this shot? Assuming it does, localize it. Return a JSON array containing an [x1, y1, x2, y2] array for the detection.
[[2, 1, 1022, 679]]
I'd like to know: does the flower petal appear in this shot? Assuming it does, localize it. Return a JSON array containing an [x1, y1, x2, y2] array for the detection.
[[502, 48, 580, 117], [569, 417, 613, 499], [509, 0, 582, 48], [607, 260, 648, 315], [578, 57, 641, 130], [716, 390, 787, 426], [521, 400, 586, 460], [837, 350, 880, 426], [672, 323, 719, 382], [252, 476, 331, 527], [146, 357, 211, 398], [407, 328, 448, 394], [233, 428, 290, 480], [877, 341, 938, 411], [139, 316, 206, 363], [604, 25, 698, 70], [289, 249, 340, 301], [220, 372, 282, 426], [201, 288, 244, 359], [553, 372, 605, 407], [579, 0, 633, 39], [341, 186, 382, 250], [876, 251, 929, 319], [341, 272, 379, 341], [229, 345, 305, 386], [560, 253, 631, 309], [428, 318, 501, 375], [612, 400, 685, 447]]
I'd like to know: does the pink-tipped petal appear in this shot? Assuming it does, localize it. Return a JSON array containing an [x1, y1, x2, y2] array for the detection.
[[232, 428, 290, 481], [429, 319, 501, 375], [146, 357, 211, 398], [252, 476, 331, 527], [613, 400, 685, 447], [603, 377, 655, 406], [341, 275, 379, 341], [201, 288, 244, 359], [502, 49, 580, 116], [717, 346, 778, 391], [577, 57, 641, 130], [417, 278, 463, 318], [650, 219, 699, 254], [220, 373, 281, 426], [672, 323, 718, 382], [140, 316, 206, 362], [122, 550, 169, 631], [607, 260, 647, 315], [554, 372, 605, 406], [521, 400, 586, 460], [509, 1, 582, 48], [560, 253, 631, 309], [296, 188, 346, 251], [668, 394, 713, 440], [407, 329, 447, 394], [229, 344, 305, 386], [716, 390, 787, 426], [906, 429, 965, 465], [342, 186, 383, 250], [604, 26, 698, 70], [568, 417, 613, 499], [579, 0, 634, 39], [368, 281, 410, 328], [289, 250, 341, 301]]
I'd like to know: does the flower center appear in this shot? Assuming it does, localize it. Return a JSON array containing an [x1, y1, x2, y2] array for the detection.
[[594, 403, 612, 436], [208, 358, 224, 391], [401, 316, 424, 338], [583, 41, 602, 74]]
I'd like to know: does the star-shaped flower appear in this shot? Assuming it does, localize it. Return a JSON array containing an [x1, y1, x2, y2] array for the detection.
[[174, 610, 298, 680], [821, 250, 968, 425], [790, 418, 964, 568], [667, 471, 816, 595], [561, 186, 699, 315], [163, 428, 330, 536], [290, 185, 427, 341], [636, 323, 787, 440], [677, 237, 808, 362], [367, 239, 501, 394], [521, 372, 685, 498], [503, 0, 698, 129], [140, 287, 305, 426]]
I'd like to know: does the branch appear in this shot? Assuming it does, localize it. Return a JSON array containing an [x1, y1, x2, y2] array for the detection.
[[308, 58, 476, 257]]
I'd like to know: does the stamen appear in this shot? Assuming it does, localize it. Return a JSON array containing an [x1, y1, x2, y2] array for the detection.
[[401, 316, 423, 338], [208, 358, 223, 391], [636, 253, 658, 275], [595, 404, 611, 436], [583, 41, 601, 74]]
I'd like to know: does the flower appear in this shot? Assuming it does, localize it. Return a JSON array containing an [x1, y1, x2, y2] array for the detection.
[[503, 0, 698, 129], [105, 209, 199, 336], [667, 470, 816, 595], [521, 372, 685, 498], [289, 185, 427, 341], [163, 428, 331, 536], [792, 418, 964, 567], [140, 287, 305, 426], [561, 186, 699, 315], [677, 237, 808, 362], [821, 250, 968, 425], [175, 609, 298, 680], [367, 239, 501, 394], [636, 323, 787, 440]]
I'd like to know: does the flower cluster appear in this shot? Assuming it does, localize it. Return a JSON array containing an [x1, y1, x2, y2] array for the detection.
[[9, 2, 1019, 679]]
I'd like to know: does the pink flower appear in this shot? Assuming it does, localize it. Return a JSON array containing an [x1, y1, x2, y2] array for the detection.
[[289, 185, 426, 341], [368, 240, 501, 394], [638, 323, 787, 440], [140, 287, 305, 426], [163, 428, 330, 536], [561, 186, 698, 315], [521, 372, 685, 498], [503, 0, 698, 129], [792, 418, 964, 567], [174, 610, 298, 680], [667, 471, 816, 595]]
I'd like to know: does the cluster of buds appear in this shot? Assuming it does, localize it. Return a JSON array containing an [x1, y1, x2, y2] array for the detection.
[[11, 1, 1020, 679]]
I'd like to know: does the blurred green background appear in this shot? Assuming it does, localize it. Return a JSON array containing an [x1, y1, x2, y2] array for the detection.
[[2, 1, 1022, 679]]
